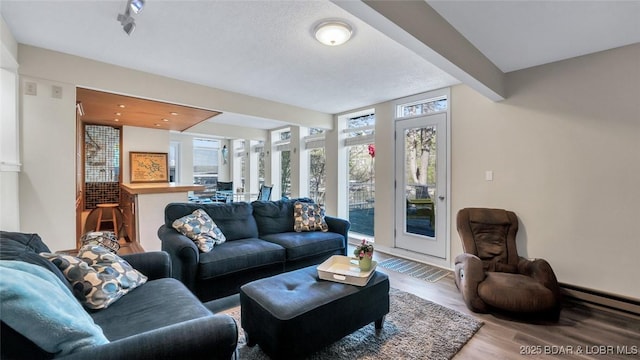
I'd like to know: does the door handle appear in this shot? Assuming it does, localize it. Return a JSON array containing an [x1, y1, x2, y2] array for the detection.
[[438, 196, 445, 200]]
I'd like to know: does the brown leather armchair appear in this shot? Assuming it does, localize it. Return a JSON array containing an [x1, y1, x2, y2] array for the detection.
[[454, 208, 561, 318]]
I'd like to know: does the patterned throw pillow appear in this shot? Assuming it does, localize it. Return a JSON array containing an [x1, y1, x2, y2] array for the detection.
[[77, 245, 147, 292], [39, 246, 147, 310], [293, 201, 329, 232], [172, 209, 226, 252]]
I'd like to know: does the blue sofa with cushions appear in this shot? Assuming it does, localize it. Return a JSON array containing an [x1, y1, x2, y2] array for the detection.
[[0, 231, 238, 360], [157, 198, 350, 302]]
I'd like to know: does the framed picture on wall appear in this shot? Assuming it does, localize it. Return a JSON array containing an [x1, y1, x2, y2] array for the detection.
[[130, 152, 169, 183]]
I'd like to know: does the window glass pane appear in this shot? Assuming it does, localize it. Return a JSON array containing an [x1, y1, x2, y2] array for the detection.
[[348, 114, 375, 128], [397, 98, 448, 118], [347, 114, 375, 138], [272, 128, 291, 198], [405, 125, 437, 237], [193, 138, 220, 197], [237, 140, 245, 191], [280, 130, 291, 141], [309, 147, 326, 205], [281, 150, 291, 198], [257, 141, 265, 186], [169, 142, 178, 183], [348, 143, 375, 236]]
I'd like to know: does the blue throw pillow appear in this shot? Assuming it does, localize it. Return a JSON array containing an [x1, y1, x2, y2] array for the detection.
[[0, 260, 109, 356]]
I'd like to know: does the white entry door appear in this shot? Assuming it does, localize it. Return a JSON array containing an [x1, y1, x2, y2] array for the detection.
[[395, 113, 447, 258]]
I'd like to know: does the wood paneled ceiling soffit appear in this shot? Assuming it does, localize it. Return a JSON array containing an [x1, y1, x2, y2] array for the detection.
[[76, 87, 221, 131]]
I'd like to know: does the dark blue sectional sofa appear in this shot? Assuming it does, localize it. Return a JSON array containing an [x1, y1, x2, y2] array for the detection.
[[157, 198, 350, 302], [0, 231, 238, 360]]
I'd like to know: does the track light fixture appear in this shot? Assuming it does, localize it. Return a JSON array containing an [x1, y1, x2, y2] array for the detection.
[[117, 0, 145, 36], [117, 13, 136, 35], [129, 0, 145, 14]]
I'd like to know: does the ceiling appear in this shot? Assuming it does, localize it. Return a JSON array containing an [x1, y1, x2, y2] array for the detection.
[[2, 1, 639, 131]]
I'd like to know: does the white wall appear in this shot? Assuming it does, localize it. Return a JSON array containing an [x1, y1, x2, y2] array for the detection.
[[0, 69, 20, 231], [19, 76, 77, 249], [122, 126, 170, 183], [170, 132, 194, 183], [17, 45, 332, 129], [449, 44, 640, 299], [1, 15, 20, 232]]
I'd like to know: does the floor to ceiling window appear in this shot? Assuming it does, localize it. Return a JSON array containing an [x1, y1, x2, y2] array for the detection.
[[272, 128, 291, 199], [344, 112, 375, 237], [235, 139, 246, 192], [256, 140, 265, 188], [306, 128, 326, 205]]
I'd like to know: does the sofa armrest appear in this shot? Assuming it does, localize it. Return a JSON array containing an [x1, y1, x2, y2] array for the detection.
[[454, 253, 488, 313], [324, 216, 350, 256], [157, 225, 200, 291], [60, 315, 238, 360], [517, 256, 562, 301], [120, 251, 171, 280]]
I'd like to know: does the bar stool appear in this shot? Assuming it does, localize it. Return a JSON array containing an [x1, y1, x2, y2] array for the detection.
[[95, 203, 120, 239]]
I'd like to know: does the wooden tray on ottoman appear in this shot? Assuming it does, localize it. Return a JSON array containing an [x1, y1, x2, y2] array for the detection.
[[317, 255, 377, 286]]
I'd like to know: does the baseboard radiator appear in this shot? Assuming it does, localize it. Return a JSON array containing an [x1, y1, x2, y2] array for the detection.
[[560, 283, 640, 316]]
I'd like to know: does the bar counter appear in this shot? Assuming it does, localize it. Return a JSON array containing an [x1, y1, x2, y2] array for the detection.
[[120, 183, 205, 251]]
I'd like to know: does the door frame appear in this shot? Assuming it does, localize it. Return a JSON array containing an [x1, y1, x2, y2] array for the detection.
[[391, 89, 452, 268]]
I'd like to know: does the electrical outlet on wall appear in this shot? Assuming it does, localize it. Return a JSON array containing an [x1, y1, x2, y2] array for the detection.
[[25, 81, 37, 96]]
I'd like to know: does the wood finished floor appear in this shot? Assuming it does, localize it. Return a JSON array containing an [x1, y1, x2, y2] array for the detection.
[[371, 250, 640, 360], [209, 248, 640, 359]]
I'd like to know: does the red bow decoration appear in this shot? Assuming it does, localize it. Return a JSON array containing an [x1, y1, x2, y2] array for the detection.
[[368, 144, 375, 158]]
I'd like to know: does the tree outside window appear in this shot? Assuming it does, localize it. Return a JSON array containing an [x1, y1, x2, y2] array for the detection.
[[279, 130, 291, 198], [406, 127, 436, 194], [309, 147, 325, 204]]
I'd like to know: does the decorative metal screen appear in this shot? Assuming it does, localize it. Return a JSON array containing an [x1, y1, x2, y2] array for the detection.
[[84, 125, 120, 209]]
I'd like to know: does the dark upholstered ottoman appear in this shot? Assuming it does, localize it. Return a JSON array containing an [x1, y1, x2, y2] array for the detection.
[[240, 265, 390, 359]]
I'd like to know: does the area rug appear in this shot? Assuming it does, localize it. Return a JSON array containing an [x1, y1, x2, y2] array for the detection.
[[223, 288, 482, 359], [377, 257, 450, 282]]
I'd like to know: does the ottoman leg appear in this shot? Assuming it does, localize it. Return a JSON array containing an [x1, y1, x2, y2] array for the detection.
[[375, 316, 385, 329]]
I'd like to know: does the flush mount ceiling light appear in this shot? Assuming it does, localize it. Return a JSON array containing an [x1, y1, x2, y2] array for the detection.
[[314, 20, 353, 46], [117, 0, 145, 36]]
